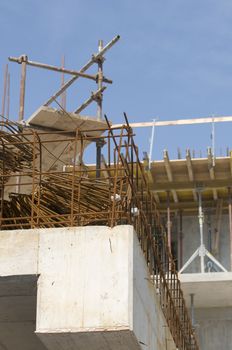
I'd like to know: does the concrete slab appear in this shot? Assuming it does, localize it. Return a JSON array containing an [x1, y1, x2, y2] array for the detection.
[[179, 272, 232, 307], [26, 106, 107, 133], [38, 330, 141, 350]]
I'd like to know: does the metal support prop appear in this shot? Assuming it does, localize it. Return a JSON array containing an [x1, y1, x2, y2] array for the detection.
[[1, 64, 8, 120], [167, 190, 171, 250], [178, 210, 183, 270], [179, 189, 228, 273], [19, 55, 27, 121], [97, 40, 103, 120], [198, 190, 204, 272], [190, 293, 195, 327], [96, 139, 105, 178], [211, 116, 215, 166], [148, 119, 156, 169]]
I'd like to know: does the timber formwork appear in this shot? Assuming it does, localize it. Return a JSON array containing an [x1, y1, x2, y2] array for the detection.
[[0, 116, 199, 350]]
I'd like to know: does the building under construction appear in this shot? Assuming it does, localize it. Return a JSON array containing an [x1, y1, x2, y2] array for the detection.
[[0, 36, 231, 350]]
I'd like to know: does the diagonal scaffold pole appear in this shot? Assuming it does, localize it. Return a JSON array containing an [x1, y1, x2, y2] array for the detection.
[[43, 35, 120, 108]]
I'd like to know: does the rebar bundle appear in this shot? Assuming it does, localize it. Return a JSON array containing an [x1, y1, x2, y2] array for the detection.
[[2, 173, 127, 229], [0, 126, 33, 183]]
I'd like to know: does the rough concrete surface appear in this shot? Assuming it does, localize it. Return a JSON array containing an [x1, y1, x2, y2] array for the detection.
[[0, 225, 176, 350]]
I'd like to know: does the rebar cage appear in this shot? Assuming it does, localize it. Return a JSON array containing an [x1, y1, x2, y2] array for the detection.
[[0, 117, 199, 350]]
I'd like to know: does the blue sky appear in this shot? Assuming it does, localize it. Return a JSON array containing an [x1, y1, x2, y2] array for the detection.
[[1, 0, 232, 159]]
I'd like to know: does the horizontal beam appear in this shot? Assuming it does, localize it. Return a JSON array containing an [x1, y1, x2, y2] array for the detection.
[[153, 178, 232, 191], [156, 200, 229, 211], [112, 115, 232, 128], [9, 56, 112, 84]]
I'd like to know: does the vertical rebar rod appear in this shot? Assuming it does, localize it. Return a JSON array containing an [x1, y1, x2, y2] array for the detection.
[[97, 40, 103, 120], [167, 190, 171, 251], [96, 139, 104, 178], [1, 64, 8, 124], [70, 130, 78, 226], [228, 187, 232, 271], [211, 116, 215, 166], [30, 132, 37, 228], [18, 57, 27, 194], [19, 56, 27, 121], [0, 138, 5, 229], [190, 293, 195, 327], [1, 64, 8, 115], [149, 119, 155, 169]]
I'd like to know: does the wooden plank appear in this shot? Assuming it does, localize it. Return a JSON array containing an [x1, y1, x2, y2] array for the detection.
[[163, 150, 178, 203], [156, 199, 228, 211], [112, 115, 232, 128], [153, 178, 232, 191], [164, 150, 173, 181], [186, 149, 198, 201], [186, 149, 194, 181], [207, 148, 218, 200], [142, 153, 154, 185]]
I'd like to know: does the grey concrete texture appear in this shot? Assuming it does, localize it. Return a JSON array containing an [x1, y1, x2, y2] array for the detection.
[[195, 307, 232, 350], [0, 226, 176, 350], [0, 275, 47, 350]]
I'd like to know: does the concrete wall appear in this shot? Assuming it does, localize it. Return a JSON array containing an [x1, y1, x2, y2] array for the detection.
[[36, 226, 175, 350], [0, 225, 176, 350], [195, 307, 232, 350], [36, 226, 131, 333], [132, 229, 175, 350]]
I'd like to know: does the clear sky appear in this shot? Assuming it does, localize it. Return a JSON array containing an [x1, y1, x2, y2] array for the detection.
[[1, 0, 232, 160]]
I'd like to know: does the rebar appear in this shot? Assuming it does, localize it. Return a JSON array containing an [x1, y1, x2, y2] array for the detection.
[[0, 118, 199, 350]]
